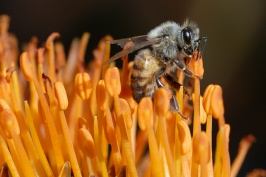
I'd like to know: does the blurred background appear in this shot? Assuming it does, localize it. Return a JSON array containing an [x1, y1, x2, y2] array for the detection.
[[1, 0, 266, 176]]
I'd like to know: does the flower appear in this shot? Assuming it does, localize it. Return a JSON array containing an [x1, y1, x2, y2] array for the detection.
[[0, 14, 256, 177]]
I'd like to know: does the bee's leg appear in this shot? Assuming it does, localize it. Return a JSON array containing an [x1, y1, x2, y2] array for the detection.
[[163, 73, 191, 100], [172, 59, 202, 79], [155, 68, 189, 119], [170, 95, 189, 119], [155, 67, 166, 87]]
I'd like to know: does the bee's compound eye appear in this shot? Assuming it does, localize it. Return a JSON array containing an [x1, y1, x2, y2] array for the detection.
[[182, 27, 192, 45]]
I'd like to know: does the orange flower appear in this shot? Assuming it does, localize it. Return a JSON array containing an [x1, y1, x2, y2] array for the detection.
[[0, 14, 256, 177]]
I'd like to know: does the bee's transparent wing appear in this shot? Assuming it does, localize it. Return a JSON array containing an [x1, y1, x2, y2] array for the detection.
[[109, 35, 149, 48], [105, 37, 161, 64]]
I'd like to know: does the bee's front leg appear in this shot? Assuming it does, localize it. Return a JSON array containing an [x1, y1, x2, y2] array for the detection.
[[172, 59, 202, 79]]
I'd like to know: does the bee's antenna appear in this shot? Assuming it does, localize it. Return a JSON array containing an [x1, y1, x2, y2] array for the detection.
[[197, 36, 207, 59]]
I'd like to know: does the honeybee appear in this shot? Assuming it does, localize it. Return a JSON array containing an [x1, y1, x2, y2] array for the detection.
[[106, 19, 207, 119]]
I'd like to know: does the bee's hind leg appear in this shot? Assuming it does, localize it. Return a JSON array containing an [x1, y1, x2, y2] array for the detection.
[[163, 73, 191, 100], [170, 95, 189, 119], [155, 68, 189, 119]]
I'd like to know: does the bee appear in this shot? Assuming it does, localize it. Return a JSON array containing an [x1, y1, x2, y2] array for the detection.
[[106, 19, 207, 119]]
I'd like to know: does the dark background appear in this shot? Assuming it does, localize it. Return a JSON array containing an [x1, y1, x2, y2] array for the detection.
[[1, 0, 266, 176]]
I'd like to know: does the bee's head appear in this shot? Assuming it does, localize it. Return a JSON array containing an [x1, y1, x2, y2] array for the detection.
[[178, 19, 200, 57]]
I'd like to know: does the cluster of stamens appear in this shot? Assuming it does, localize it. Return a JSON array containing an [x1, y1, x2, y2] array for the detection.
[[0, 14, 256, 177]]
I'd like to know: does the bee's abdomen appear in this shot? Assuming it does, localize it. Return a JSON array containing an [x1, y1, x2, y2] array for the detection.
[[130, 49, 162, 103]]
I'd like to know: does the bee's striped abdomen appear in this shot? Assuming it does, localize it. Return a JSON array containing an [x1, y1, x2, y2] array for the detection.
[[130, 49, 164, 103]]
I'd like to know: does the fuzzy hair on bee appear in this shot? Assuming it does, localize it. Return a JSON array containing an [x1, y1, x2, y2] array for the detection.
[[106, 19, 207, 119], [147, 21, 181, 59]]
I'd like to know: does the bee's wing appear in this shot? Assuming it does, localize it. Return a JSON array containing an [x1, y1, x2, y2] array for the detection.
[[105, 37, 160, 64], [109, 35, 149, 48]]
